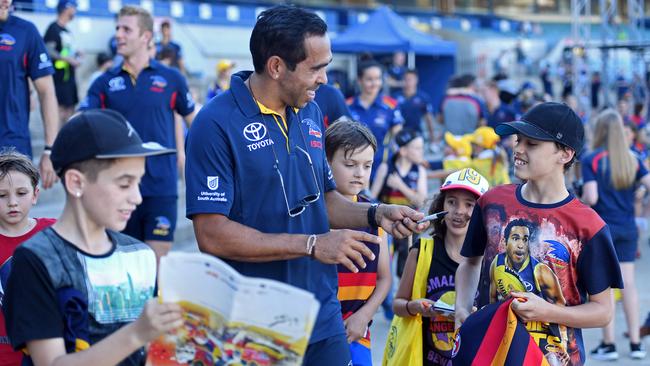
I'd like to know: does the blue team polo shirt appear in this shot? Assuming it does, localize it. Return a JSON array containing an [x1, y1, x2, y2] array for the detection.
[[581, 148, 649, 230], [347, 94, 404, 181], [79, 59, 194, 197], [314, 83, 350, 128], [185, 71, 343, 343], [0, 15, 54, 157], [396, 91, 433, 133]]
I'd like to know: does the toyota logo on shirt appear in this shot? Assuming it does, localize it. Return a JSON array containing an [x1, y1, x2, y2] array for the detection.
[[243, 122, 267, 142]]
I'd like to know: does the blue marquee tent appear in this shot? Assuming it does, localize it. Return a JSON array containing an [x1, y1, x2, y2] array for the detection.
[[332, 6, 457, 112]]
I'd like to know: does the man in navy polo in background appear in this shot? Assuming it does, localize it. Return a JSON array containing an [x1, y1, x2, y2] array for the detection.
[[80, 5, 195, 261], [185, 6, 427, 365], [396, 69, 436, 145], [0, 0, 59, 189], [314, 83, 350, 128]]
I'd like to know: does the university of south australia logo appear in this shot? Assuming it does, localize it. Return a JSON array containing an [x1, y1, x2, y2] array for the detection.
[[207, 176, 219, 191]]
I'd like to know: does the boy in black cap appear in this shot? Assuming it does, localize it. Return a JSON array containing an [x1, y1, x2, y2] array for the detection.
[[2, 109, 183, 365], [454, 102, 623, 365]]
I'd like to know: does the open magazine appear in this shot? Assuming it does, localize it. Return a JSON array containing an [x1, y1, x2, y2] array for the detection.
[[146, 252, 320, 366]]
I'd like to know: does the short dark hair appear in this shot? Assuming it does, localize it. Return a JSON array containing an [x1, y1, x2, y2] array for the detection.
[[357, 60, 383, 79], [456, 73, 476, 88], [405, 68, 418, 76], [0, 149, 39, 189], [504, 218, 534, 243], [325, 119, 377, 162], [61, 158, 117, 183], [250, 5, 327, 74], [554, 142, 577, 171]]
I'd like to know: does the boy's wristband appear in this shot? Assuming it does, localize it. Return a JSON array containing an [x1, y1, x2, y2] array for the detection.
[[42, 145, 52, 155]]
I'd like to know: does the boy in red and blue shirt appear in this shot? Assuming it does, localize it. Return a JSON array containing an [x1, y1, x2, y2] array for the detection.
[[455, 103, 623, 365], [325, 120, 392, 366]]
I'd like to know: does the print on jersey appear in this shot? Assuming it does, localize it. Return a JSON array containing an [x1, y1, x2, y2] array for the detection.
[[82, 249, 156, 324]]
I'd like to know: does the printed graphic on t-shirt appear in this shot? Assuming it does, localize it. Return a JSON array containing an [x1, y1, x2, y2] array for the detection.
[[80, 248, 156, 324], [425, 288, 456, 366], [477, 186, 610, 366]]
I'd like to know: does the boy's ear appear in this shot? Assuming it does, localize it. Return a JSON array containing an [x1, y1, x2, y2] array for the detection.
[[31, 186, 40, 205], [557, 147, 575, 165], [63, 169, 85, 197]]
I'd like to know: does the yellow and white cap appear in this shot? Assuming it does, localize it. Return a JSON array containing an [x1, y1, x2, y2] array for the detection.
[[440, 168, 490, 197]]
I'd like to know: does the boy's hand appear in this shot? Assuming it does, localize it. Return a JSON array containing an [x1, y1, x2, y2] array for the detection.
[[510, 291, 552, 322], [133, 299, 183, 345], [39, 154, 58, 189], [376, 204, 428, 239], [313, 230, 378, 273], [344, 311, 371, 343]]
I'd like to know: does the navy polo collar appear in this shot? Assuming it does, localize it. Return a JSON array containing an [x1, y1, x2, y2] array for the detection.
[[351, 93, 385, 110], [107, 58, 160, 76], [231, 71, 259, 118]]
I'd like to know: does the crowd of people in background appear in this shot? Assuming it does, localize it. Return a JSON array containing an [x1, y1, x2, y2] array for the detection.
[[1, 0, 650, 365]]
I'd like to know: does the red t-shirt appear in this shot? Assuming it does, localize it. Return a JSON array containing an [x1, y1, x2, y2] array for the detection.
[[0, 217, 55, 366]]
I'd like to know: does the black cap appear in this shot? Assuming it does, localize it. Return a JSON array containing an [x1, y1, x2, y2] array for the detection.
[[495, 102, 584, 154], [51, 109, 175, 174], [395, 128, 421, 147]]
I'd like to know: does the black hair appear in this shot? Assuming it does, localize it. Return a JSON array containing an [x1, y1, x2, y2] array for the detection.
[[405, 68, 418, 76], [503, 218, 534, 243], [96, 52, 111, 68], [357, 60, 383, 79], [553, 142, 577, 171], [250, 5, 327, 74], [456, 73, 476, 88], [428, 192, 447, 239], [60, 158, 117, 185], [325, 119, 377, 162]]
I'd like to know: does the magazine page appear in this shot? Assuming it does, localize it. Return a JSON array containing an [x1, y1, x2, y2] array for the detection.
[[146, 252, 320, 366]]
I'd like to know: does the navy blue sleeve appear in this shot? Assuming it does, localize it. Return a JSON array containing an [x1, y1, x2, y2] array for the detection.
[[328, 88, 351, 122], [636, 157, 648, 181], [78, 76, 104, 110], [172, 70, 195, 117], [581, 154, 596, 183], [427, 160, 444, 170], [461, 205, 487, 257], [576, 226, 623, 295], [185, 107, 235, 218], [3, 247, 63, 350], [26, 23, 54, 80]]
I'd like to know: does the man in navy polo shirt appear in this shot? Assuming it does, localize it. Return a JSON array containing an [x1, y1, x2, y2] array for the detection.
[[80, 5, 195, 261], [0, 0, 59, 189], [185, 6, 427, 365], [396, 69, 436, 143]]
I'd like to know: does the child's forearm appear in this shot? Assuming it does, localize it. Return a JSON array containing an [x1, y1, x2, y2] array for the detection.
[[356, 274, 392, 321], [544, 293, 613, 328], [454, 256, 483, 326]]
